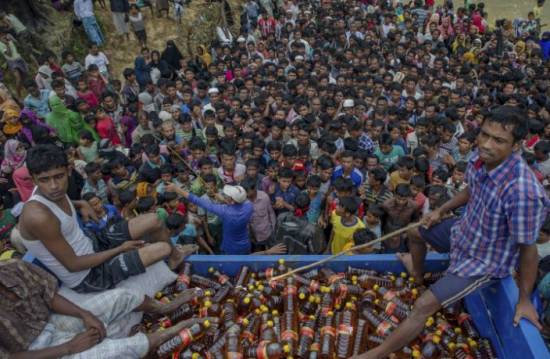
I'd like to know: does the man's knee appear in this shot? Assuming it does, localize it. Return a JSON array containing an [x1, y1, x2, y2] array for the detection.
[[407, 227, 423, 243], [410, 290, 441, 320], [140, 242, 171, 261]]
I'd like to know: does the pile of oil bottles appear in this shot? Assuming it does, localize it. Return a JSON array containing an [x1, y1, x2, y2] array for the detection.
[[146, 260, 497, 358]]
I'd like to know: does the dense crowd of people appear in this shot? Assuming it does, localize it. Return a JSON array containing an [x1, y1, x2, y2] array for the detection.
[[0, 0, 550, 356]]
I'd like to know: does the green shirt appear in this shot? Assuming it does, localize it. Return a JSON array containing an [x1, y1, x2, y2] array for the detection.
[[374, 146, 405, 171], [0, 210, 16, 242]]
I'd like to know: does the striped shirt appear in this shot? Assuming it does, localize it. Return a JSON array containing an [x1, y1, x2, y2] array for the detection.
[[448, 151, 549, 278]]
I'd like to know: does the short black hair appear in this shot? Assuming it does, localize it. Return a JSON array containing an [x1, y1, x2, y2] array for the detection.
[[240, 177, 257, 191], [166, 213, 186, 230], [136, 196, 155, 213], [82, 192, 99, 202], [369, 167, 387, 183], [306, 175, 322, 188], [333, 177, 354, 192], [367, 204, 384, 218], [295, 192, 310, 209], [203, 173, 217, 184], [27, 144, 68, 176], [483, 106, 528, 143], [395, 184, 412, 197], [278, 167, 294, 180], [339, 196, 359, 215], [84, 162, 101, 175], [353, 228, 377, 245], [118, 190, 135, 206]]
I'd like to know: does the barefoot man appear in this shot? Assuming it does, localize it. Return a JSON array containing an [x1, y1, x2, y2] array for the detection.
[[19, 144, 196, 293], [354, 107, 549, 358]]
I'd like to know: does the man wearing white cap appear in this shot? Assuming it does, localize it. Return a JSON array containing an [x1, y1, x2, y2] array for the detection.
[[165, 183, 254, 255]]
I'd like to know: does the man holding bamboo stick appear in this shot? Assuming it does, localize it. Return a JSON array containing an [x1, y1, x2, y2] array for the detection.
[[354, 106, 549, 359]]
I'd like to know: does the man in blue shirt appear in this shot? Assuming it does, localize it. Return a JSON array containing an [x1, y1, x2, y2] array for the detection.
[[23, 81, 50, 118], [166, 183, 253, 255], [331, 150, 364, 188]]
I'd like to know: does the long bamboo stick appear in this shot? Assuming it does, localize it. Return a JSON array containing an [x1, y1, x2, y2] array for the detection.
[[269, 222, 423, 282]]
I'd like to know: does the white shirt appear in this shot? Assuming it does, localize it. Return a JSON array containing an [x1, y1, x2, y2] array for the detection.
[[85, 52, 109, 74], [74, 0, 95, 19]]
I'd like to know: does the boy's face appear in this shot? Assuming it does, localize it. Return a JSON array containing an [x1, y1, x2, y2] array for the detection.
[[410, 185, 420, 196], [441, 130, 453, 143], [365, 211, 379, 225], [380, 144, 392, 154], [87, 197, 103, 215], [79, 137, 90, 147], [91, 170, 102, 182], [395, 194, 408, 208], [452, 170, 464, 183], [192, 149, 205, 160], [335, 204, 345, 217], [200, 164, 213, 175], [307, 185, 319, 197], [398, 166, 412, 180], [168, 199, 179, 209], [246, 166, 258, 178], [295, 176, 306, 188], [187, 202, 198, 213], [458, 138, 471, 153], [269, 150, 281, 161], [178, 171, 189, 182], [278, 177, 292, 191], [205, 181, 217, 196], [162, 173, 172, 183]]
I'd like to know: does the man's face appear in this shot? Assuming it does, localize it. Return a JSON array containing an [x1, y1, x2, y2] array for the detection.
[[103, 96, 116, 111], [341, 156, 353, 173], [112, 164, 127, 178], [205, 181, 217, 196], [279, 177, 292, 191], [200, 164, 213, 175], [366, 158, 378, 171], [88, 196, 103, 215], [53, 85, 65, 98], [395, 194, 408, 207], [162, 124, 175, 140], [319, 167, 332, 182], [477, 120, 517, 169], [33, 167, 69, 203], [222, 154, 235, 169]]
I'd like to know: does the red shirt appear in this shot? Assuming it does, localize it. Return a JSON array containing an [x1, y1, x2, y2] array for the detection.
[[96, 116, 121, 145]]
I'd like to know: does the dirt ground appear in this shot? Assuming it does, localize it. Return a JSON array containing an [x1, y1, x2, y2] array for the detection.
[[95, 0, 244, 81]]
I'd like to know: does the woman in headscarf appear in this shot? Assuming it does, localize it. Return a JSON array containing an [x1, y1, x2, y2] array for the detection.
[[134, 52, 152, 88], [196, 45, 212, 67], [46, 95, 99, 145], [120, 111, 137, 147], [161, 40, 183, 71], [471, 13, 485, 34], [12, 166, 33, 202], [1, 139, 26, 175], [0, 89, 19, 114], [2, 108, 22, 137], [151, 50, 173, 80], [18, 109, 56, 145]]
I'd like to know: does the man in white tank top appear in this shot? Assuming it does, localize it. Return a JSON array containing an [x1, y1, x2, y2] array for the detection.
[[19, 144, 196, 293]]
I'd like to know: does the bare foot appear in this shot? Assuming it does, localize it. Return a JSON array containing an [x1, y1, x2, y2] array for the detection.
[[168, 244, 198, 270], [396, 252, 424, 285], [157, 288, 203, 315]]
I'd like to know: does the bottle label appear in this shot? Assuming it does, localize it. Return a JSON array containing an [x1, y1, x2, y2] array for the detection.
[[457, 312, 471, 325], [328, 273, 345, 284], [178, 328, 193, 347], [376, 321, 392, 337], [321, 326, 336, 337], [300, 326, 315, 338], [385, 302, 397, 316], [338, 284, 348, 298], [256, 342, 269, 359], [309, 279, 320, 293], [282, 329, 299, 341], [226, 352, 244, 359], [160, 317, 172, 328], [218, 274, 230, 284], [337, 324, 354, 336], [178, 274, 190, 286], [382, 290, 397, 301], [283, 285, 297, 296], [242, 330, 256, 342]]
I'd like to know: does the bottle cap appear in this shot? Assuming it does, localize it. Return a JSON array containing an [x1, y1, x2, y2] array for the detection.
[[204, 320, 211, 328], [267, 320, 274, 327], [425, 317, 435, 327], [351, 275, 358, 282], [283, 344, 291, 353], [192, 353, 200, 359], [243, 297, 251, 304], [278, 258, 285, 265], [374, 299, 380, 305], [468, 339, 477, 348], [390, 275, 396, 281], [435, 330, 442, 336], [373, 284, 380, 291], [260, 305, 269, 313], [205, 290, 212, 297], [320, 286, 330, 293], [412, 350, 421, 358], [204, 300, 212, 308], [334, 303, 341, 310], [309, 315, 316, 320], [327, 311, 334, 316], [299, 292, 306, 300], [449, 342, 456, 350], [242, 318, 249, 325], [411, 288, 418, 296], [308, 295, 315, 303], [345, 302, 353, 309], [400, 272, 407, 278], [255, 308, 261, 315], [257, 284, 265, 291], [314, 296, 321, 304], [251, 273, 256, 278], [433, 335, 441, 344], [454, 327, 463, 334], [272, 310, 279, 316], [208, 267, 215, 273], [155, 292, 164, 299], [248, 284, 255, 291], [409, 277, 415, 283]]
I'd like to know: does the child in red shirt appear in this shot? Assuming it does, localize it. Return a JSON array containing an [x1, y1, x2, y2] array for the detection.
[[95, 106, 121, 145]]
